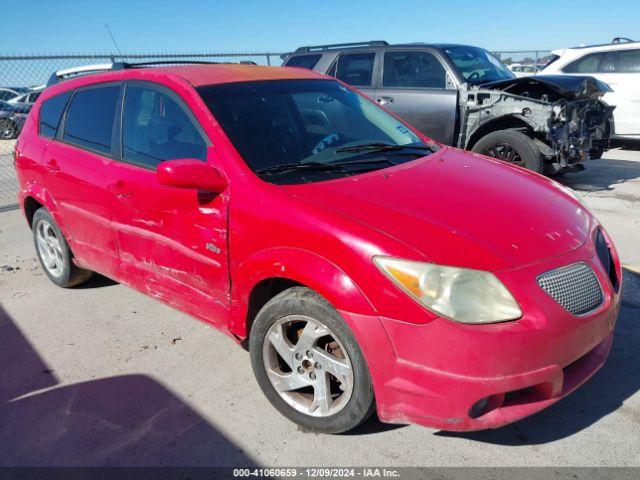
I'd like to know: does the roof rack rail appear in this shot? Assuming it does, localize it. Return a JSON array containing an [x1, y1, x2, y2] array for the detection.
[[612, 37, 635, 44], [294, 41, 388, 53], [47, 62, 125, 86], [46, 59, 257, 86]]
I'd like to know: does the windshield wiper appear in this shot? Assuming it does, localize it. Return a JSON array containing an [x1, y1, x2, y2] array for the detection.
[[256, 158, 397, 176], [255, 161, 344, 175], [335, 142, 438, 153]]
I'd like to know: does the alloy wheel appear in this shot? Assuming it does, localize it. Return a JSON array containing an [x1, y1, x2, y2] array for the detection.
[[0, 120, 18, 140], [36, 219, 65, 278], [262, 315, 354, 417]]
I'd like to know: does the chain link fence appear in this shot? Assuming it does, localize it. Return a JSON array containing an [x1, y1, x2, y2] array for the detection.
[[0, 52, 285, 209], [0, 49, 553, 210]]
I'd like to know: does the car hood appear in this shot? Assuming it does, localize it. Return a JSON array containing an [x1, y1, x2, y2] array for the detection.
[[480, 74, 612, 100], [281, 148, 591, 271]]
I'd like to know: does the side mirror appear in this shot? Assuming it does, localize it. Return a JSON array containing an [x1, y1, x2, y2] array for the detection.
[[157, 159, 227, 192]]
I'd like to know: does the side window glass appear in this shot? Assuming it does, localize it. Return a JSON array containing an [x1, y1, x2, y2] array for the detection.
[[383, 51, 446, 88], [63, 85, 120, 154], [39, 91, 71, 138], [612, 49, 640, 73], [285, 54, 322, 70], [563, 53, 606, 73], [122, 85, 206, 168], [334, 53, 375, 86]]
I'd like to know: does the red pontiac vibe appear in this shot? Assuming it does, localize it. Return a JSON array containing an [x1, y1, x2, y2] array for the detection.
[[14, 63, 621, 433]]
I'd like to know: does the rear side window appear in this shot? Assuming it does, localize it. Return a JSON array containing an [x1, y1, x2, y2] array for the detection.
[[333, 53, 375, 86], [122, 84, 206, 168], [563, 52, 607, 73], [285, 54, 322, 70], [383, 51, 446, 88], [39, 91, 71, 138], [611, 49, 640, 72], [63, 85, 120, 154]]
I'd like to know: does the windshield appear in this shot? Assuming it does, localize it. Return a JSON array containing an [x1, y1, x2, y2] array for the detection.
[[198, 79, 435, 184], [444, 46, 515, 85]]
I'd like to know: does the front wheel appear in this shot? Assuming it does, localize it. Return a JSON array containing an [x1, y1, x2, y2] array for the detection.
[[472, 129, 544, 173], [590, 147, 605, 160], [249, 287, 375, 433]]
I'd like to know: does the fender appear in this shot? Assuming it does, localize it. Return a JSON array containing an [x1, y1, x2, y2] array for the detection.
[[464, 114, 536, 150], [229, 247, 377, 337], [20, 185, 73, 241]]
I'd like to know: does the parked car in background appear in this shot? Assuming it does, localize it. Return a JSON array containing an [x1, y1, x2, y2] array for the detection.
[[8, 85, 44, 106], [14, 62, 620, 434], [508, 63, 539, 77], [540, 37, 640, 141], [0, 100, 31, 139], [0, 87, 22, 102], [283, 41, 614, 173]]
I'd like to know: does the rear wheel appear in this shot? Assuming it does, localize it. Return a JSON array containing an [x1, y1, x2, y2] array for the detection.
[[249, 287, 375, 433], [32, 208, 93, 287], [472, 129, 544, 173]]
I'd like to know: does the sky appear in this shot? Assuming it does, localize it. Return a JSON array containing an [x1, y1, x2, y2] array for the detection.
[[3, 0, 639, 55]]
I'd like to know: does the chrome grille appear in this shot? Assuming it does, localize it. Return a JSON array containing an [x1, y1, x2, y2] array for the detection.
[[537, 262, 603, 315]]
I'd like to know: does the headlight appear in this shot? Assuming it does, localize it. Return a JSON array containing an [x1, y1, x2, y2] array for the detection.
[[374, 257, 522, 324]]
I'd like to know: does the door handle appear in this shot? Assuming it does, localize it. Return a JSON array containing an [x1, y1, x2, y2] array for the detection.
[[109, 181, 133, 199], [377, 96, 394, 105], [44, 159, 60, 174]]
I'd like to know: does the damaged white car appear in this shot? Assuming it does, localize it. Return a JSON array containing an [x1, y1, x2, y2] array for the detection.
[[283, 42, 614, 174]]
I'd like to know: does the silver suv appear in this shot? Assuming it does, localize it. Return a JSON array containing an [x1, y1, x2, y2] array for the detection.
[[283, 41, 614, 174]]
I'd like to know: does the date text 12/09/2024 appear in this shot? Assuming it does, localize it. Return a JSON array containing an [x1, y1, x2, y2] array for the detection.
[[233, 468, 400, 477]]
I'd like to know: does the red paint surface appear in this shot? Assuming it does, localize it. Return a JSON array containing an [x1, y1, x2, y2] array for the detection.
[[15, 65, 621, 431]]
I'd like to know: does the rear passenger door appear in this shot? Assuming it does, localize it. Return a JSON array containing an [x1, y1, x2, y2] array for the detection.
[[327, 51, 377, 99], [374, 50, 458, 143], [107, 81, 230, 327], [44, 83, 121, 275]]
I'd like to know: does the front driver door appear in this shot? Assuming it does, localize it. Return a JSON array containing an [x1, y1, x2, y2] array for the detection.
[[108, 81, 230, 327], [374, 50, 458, 144]]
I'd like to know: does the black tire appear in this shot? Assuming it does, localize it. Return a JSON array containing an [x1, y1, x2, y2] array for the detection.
[[0, 119, 19, 140], [590, 147, 604, 160], [249, 287, 375, 434], [32, 208, 93, 288], [472, 129, 544, 173]]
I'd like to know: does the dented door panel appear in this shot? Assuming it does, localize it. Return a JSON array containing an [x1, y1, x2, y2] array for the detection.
[[108, 161, 230, 327]]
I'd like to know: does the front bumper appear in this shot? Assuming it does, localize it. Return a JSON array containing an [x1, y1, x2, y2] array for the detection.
[[340, 241, 621, 431]]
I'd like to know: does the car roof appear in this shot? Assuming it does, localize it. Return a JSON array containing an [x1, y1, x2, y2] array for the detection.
[[153, 64, 327, 86], [553, 39, 640, 56], [43, 64, 328, 99], [290, 42, 481, 55]]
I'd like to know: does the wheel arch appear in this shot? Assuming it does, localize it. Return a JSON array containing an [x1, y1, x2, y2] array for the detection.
[[465, 115, 535, 150], [23, 195, 44, 228], [21, 186, 71, 240], [230, 248, 376, 341]]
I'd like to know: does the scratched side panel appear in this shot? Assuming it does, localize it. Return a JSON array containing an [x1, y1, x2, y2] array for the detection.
[[107, 162, 231, 328]]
